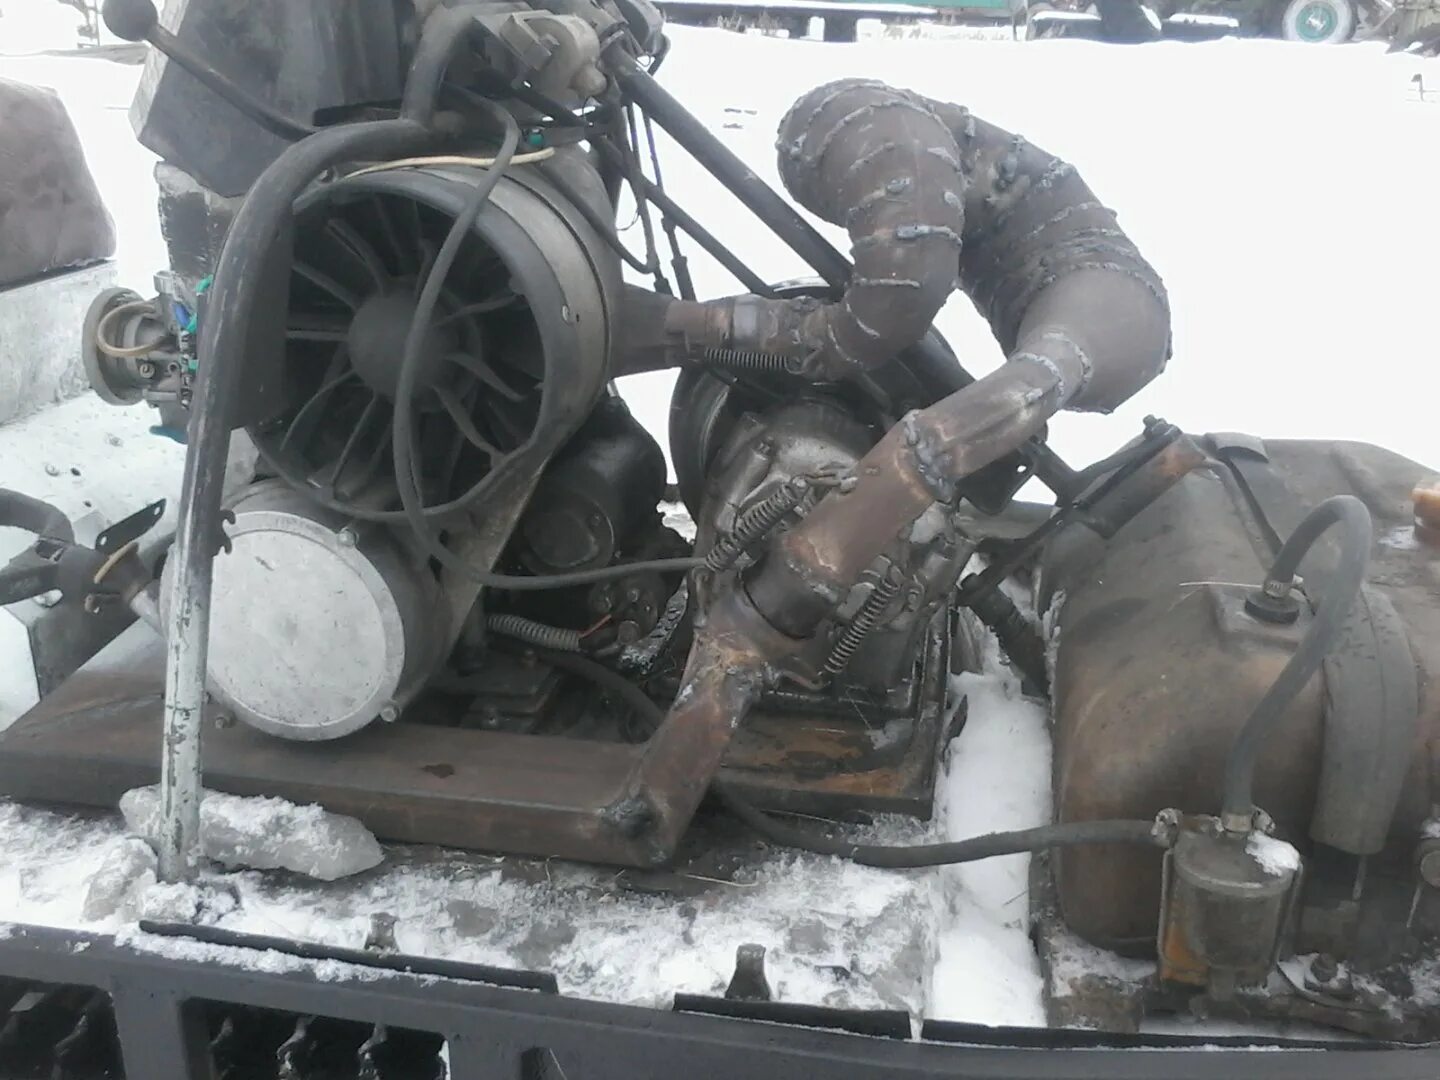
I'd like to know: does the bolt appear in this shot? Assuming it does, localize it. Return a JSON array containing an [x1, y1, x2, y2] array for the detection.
[[213, 712, 235, 730], [379, 703, 400, 723], [625, 586, 642, 605], [1416, 839, 1440, 888], [337, 527, 358, 548], [137, 361, 155, 379], [44, 463, 60, 477]]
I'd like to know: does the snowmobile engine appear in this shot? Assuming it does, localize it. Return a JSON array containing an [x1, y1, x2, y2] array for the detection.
[[2, 0, 1439, 1046]]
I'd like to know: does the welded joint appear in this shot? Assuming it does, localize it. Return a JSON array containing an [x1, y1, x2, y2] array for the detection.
[[1011, 200, 1114, 249], [805, 98, 948, 169], [773, 77, 896, 154], [840, 142, 903, 185], [822, 322, 864, 373], [841, 297, 884, 341], [925, 145, 963, 171], [853, 224, 963, 251], [1010, 338, 1091, 407], [844, 177, 917, 227], [901, 410, 959, 504]]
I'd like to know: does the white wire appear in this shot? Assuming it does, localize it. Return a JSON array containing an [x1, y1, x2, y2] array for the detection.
[[346, 148, 556, 178]]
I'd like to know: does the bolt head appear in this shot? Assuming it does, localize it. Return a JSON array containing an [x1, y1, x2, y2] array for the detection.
[[1417, 840, 1440, 888], [337, 528, 358, 548], [379, 703, 400, 723]]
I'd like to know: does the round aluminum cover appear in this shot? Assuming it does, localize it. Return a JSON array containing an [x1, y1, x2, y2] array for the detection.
[[205, 509, 406, 741]]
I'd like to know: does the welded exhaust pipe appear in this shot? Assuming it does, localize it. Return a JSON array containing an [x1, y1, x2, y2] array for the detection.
[[658, 82, 1172, 846], [663, 79, 1170, 408]]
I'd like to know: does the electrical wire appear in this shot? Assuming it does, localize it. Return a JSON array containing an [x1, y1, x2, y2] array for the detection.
[[346, 150, 556, 177], [716, 788, 1166, 869], [387, 96, 703, 593], [487, 613, 583, 652], [532, 647, 664, 738], [95, 299, 168, 359]]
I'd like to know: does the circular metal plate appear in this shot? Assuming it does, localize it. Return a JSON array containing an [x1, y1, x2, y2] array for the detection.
[[205, 509, 406, 741]]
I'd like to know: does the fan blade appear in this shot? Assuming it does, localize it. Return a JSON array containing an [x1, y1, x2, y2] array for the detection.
[[325, 217, 389, 292], [435, 386, 499, 456], [287, 313, 350, 342], [370, 196, 415, 275], [328, 392, 383, 485], [436, 292, 520, 325], [294, 261, 361, 310], [279, 367, 358, 455], [445, 351, 524, 403]]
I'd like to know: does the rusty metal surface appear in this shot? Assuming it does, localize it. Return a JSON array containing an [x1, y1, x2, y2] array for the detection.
[[0, 601, 955, 864], [1043, 438, 1440, 954], [0, 626, 655, 865], [721, 614, 953, 817]]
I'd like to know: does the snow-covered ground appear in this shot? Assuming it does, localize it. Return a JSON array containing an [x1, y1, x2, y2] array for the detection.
[[0, 22, 1437, 1031]]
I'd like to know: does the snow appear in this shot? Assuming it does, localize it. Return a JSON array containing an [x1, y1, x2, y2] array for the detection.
[[931, 635, 1054, 1025], [1247, 832, 1302, 877], [121, 785, 385, 881], [80, 836, 157, 921], [0, 21, 1436, 1032]]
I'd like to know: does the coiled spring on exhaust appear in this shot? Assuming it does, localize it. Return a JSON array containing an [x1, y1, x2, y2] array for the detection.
[[700, 347, 803, 376], [705, 477, 813, 574], [822, 569, 905, 678], [487, 613, 583, 653]]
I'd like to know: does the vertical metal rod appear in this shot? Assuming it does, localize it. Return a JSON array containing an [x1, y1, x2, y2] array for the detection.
[[156, 121, 435, 883]]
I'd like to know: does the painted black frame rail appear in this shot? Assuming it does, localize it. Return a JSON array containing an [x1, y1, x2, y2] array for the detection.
[[0, 921, 1437, 1080]]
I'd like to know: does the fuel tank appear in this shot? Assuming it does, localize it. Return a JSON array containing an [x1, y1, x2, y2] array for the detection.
[[1040, 436, 1439, 952]]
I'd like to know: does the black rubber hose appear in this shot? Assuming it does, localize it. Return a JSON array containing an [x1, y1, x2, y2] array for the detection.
[[546, 654, 1163, 867], [0, 490, 74, 543], [401, 5, 481, 126], [716, 788, 1164, 869], [1219, 495, 1374, 828], [388, 99, 704, 593], [534, 648, 663, 737]]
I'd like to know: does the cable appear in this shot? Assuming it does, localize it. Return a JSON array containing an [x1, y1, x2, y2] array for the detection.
[[95, 299, 167, 359], [487, 613, 583, 652], [387, 96, 704, 594], [400, 5, 481, 126], [533, 647, 663, 737], [347, 150, 555, 177], [541, 165, 659, 276], [716, 788, 1165, 869], [1219, 494, 1374, 829]]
